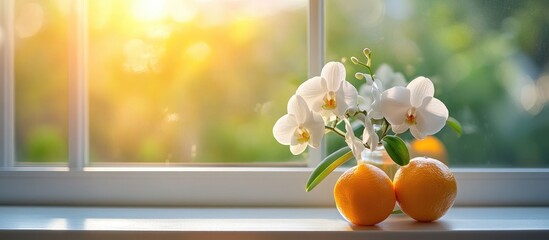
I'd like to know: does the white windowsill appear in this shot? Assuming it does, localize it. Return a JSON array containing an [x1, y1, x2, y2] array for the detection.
[[1, 206, 548, 240]]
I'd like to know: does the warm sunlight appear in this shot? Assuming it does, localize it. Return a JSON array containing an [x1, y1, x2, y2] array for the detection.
[[132, 0, 169, 22], [83, 0, 307, 163], [13, 0, 308, 163]]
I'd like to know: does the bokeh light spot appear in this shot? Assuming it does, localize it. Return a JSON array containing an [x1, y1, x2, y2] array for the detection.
[[521, 82, 542, 115], [15, 3, 44, 39]]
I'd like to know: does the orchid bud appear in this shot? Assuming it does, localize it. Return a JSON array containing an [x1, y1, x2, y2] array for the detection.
[[355, 72, 365, 80], [350, 56, 359, 64], [363, 48, 371, 56]]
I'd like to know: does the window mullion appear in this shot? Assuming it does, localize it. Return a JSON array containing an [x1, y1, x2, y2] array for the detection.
[[308, 0, 325, 166], [68, 0, 89, 170], [0, 0, 15, 169]]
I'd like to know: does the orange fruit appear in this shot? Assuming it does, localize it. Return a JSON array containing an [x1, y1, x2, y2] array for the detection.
[[410, 136, 448, 164], [393, 157, 457, 222], [334, 163, 396, 225]]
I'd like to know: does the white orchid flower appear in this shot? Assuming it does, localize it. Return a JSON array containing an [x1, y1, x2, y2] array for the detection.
[[273, 95, 325, 155], [359, 64, 406, 120], [343, 118, 366, 161], [380, 76, 449, 140], [296, 62, 358, 121]]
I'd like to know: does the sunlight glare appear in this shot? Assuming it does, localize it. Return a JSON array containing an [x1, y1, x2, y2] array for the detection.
[[132, 0, 168, 22], [46, 218, 68, 230], [169, 0, 198, 23]]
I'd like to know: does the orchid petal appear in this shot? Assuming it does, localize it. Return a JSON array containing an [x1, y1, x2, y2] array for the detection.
[[407, 76, 434, 107], [272, 114, 298, 145], [392, 72, 407, 88], [333, 83, 349, 116], [357, 95, 370, 112], [373, 78, 383, 93], [409, 125, 426, 140], [380, 86, 411, 126], [362, 119, 379, 151], [376, 64, 406, 89], [368, 109, 383, 120], [375, 64, 392, 80], [377, 64, 407, 88], [344, 119, 366, 160], [363, 74, 374, 85], [362, 124, 371, 145], [303, 114, 326, 148], [359, 84, 372, 98], [321, 62, 345, 91], [296, 76, 325, 112], [290, 142, 308, 155], [341, 80, 358, 107], [391, 123, 409, 134], [368, 82, 384, 119], [415, 96, 449, 136], [287, 95, 311, 124]]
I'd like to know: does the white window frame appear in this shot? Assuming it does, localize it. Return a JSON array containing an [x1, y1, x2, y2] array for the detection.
[[1, 0, 549, 207]]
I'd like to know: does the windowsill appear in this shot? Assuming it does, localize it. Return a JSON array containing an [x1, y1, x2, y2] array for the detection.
[[1, 206, 548, 240]]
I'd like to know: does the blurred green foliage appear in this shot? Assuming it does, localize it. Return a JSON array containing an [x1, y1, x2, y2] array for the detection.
[[326, 0, 549, 167]]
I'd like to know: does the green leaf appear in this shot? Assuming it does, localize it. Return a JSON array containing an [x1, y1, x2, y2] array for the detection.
[[381, 135, 410, 166], [446, 117, 463, 137], [391, 210, 403, 215], [306, 146, 353, 192]]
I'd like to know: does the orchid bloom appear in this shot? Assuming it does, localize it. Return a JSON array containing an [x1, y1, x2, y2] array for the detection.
[[273, 95, 325, 155], [359, 64, 407, 120], [296, 62, 358, 121], [380, 76, 449, 139], [343, 118, 366, 161]]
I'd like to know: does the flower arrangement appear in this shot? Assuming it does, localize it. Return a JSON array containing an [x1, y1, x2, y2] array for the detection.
[[273, 48, 462, 225]]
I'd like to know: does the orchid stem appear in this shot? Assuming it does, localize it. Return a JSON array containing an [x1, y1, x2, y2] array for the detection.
[[380, 118, 391, 139], [325, 126, 346, 139]]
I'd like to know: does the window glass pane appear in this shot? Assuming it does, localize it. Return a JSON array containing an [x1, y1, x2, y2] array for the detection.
[[14, 0, 69, 163], [88, 0, 307, 164], [326, 0, 549, 167]]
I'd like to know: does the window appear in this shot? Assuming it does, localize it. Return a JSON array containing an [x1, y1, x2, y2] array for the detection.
[[325, 0, 549, 167], [3, 0, 309, 166], [0, 0, 548, 207]]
